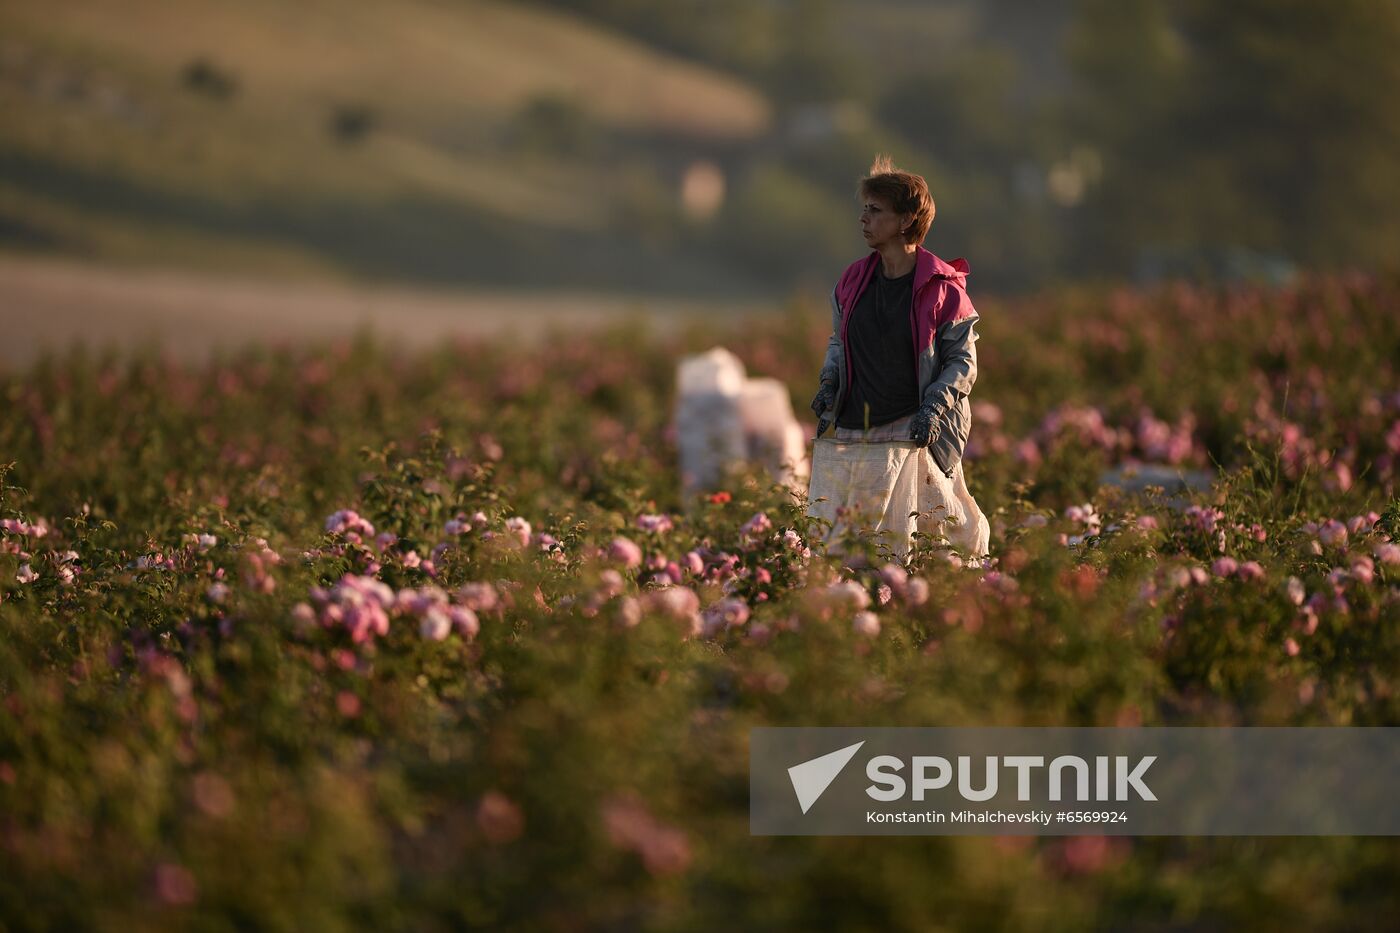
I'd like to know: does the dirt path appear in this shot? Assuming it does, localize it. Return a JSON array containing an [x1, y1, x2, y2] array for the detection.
[[0, 253, 769, 369]]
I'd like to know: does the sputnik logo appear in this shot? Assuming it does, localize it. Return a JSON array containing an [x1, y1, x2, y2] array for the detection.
[[788, 741, 865, 814]]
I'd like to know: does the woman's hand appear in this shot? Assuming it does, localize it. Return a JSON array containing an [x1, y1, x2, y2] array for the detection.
[[810, 383, 835, 417], [909, 405, 938, 447]]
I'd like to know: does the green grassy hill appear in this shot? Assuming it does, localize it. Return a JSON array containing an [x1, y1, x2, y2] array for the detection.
[[0, 0, 774, 293]]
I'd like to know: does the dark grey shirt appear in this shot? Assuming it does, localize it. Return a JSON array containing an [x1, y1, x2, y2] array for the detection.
[[836, 264, 920, 429]]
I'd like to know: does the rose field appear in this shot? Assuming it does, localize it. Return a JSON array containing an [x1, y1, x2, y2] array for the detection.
[[2, 275, 1399, 931]]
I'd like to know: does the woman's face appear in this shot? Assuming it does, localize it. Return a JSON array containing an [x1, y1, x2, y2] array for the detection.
[[860, 194, 911, 249]]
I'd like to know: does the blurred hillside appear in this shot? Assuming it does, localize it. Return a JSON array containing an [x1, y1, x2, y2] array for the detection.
[[2, 0, 1399, 296], [0, 0, 775, 296]]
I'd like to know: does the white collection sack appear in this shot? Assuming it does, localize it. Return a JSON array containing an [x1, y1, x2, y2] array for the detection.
[[675, 348, 809, 500], [806, 438, 989, 561]]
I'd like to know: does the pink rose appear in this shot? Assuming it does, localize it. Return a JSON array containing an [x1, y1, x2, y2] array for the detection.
[[1318, 520, 1348, 547], [606, 536, 643, 569], [504, 517, 532, 548], [1211, 557, 1238, 578]]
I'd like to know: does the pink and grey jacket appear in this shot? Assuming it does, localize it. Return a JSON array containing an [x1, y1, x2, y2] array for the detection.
[[816, 245, 981, 477]]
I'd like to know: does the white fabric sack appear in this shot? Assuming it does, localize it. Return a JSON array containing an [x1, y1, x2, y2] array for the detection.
[[806, 438, 989, 561], [737, 377, 809, 491], [675, 348, 810, 499]]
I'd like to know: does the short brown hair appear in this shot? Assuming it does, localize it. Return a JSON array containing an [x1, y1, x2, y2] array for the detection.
[[857, 154, 935, 245]]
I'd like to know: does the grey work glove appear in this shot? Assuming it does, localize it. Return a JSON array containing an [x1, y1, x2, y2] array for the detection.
[[908, 405, 939, 448], [809, 383, 835, 418]]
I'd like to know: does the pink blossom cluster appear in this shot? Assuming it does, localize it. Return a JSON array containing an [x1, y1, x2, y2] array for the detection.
[[739, 512, 774, 548], [641, 551, 688, 588], [1315, 520, 1349, 548], [799, 570, 930, 629], [1133, 408, 1200, 464], [851, 610, 881, 637], [1244, 412, 1353, 488], [1288, 578, 1349, 646], [1061, 502, 1102, 547], [600, 793, 692, 876], [135, 650, 198, 723], [728, 563, 775, 599], [241, 538, 282, 594], [324, 509, 376, 542], [442, 511, 489, 536], [700, 597, 751, 638], [1299, 513, 1385, 554], [1344, 556, 1376, 586], [1064, 501, 1097, 529], [606, 536, 643, 569], [1347, 512, 1381, 536], [981, 570, 1022, 598], [1305, 589, 1350, 619], [19, 549, 77, 586], [593, 537, 728, 590], [972, 400, 1003, 431], [135, 552, 180, 572], [1183, 505, 1225, 533], [294, 574, 481, 645], [533, 532, 567, 564], [559, 569, 641, 627], [967, 401, 1208, 471], [501, 516, 532, 548], [669, 547, 740, 585], [458, 581, 502, 614], [635, 513, 675, 535], [1235, 522, 1267, 543], [820, 580, 872, 613], [181, 533, 219, 552], [1284, 559, 1380, 647], [49, 549, 78, 585], [641, 586, 702, 636], [1209, 557, 1266, 581], [318, 507, 525, 579], [779, 529, 812, 563], [131, 532, 245, 576], [1035, 405, 1126, 453], [0, 517, 50, 538], [1140, 554, 1279, 608], [877, 564, 930, 607]]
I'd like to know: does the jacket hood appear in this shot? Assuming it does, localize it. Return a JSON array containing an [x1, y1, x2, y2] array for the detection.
[[914, 247, 970, 291]]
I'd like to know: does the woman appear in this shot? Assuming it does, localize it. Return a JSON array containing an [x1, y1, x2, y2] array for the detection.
[[806, 154, 989, 559]]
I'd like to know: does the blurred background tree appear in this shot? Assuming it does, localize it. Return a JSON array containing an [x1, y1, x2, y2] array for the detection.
[[1066, 0, 1400, 281]]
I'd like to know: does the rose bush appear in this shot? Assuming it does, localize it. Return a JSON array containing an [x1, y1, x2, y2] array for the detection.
[[0, 277, 1398, 929]]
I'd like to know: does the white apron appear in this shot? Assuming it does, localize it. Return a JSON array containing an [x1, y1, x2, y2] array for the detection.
[[805, 438, 989, 561]]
